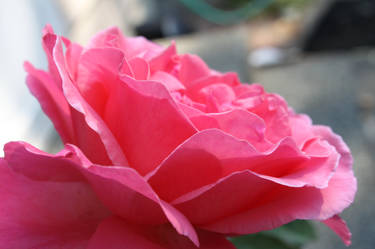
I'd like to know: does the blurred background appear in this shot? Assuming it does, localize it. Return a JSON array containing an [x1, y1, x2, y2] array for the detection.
[[0, 0, 374, 248]]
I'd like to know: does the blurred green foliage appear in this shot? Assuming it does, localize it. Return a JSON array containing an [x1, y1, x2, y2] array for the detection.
[[266, 0, 314, 16], [207, 0, 313, 9], [179, 0, 315, 25], [229, 220, 317, 249]]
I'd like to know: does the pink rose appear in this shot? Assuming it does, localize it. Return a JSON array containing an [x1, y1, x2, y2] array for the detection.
[[0, 25, 356, 248]]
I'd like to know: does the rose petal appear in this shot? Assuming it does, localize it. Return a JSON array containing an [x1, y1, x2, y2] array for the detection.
[[176, 170, 323, 233], [0, 147, 109, 249], [76, 47, 133, 116], [188, 109, 273, 151], [64, 41, 83, 81], [295, 138, 340, 188], [178, 54, 211, 87], [198, 83, 236, 112], [52, 36, 128, 166], [322, 215, 352, 246], [124, 36, 163, 60], [87, 26, 126, 49], [41, 26, 61, 87], [186, 72, 241, 101], [3, 141, 83, 182], [314, 126, 357, 219], [171, 127, 355, 237], [148, 129, 337, 202], [233, 93, 292, 143], [234, 83, 264, 98], [289, 114, 316, 148], [129, 57, 150, 80], [24, 62, 74, 144], [149, 41, 177, 73], [150, 71, 186, 92], [67, 145, 199, 246], [88, 216, 235, 249], [87, 26, 162, 60], [103, 74, 197, 175]]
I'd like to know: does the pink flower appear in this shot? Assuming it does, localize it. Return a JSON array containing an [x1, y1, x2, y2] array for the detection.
[[0, 25, 356, 248]]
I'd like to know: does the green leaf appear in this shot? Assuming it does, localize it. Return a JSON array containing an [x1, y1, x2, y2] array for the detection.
[[229, 220, 317, 249], [230, 234, 299, 249], [264, 220, 317, 246]]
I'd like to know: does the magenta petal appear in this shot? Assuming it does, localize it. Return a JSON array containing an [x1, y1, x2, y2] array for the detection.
[[150, 71, 186, 92], [189, 109, 273, 151], [179, 54, 211, 87], [186, 72, 241, 101], [68, 145, 199, 246], [52, 37, 128, 166], [314, 126, 357, 219], [322, 215, 352, 246], [87, 26, 127, 51], [176, 170, 323, 233], [88, 217, 166, 249], [3, 141, 83, 182], [88, 27, 162, 60], [0, 149, 108, 249], [77, 47, 132, 116], [88, 216, 235, 249], [234, 83, 264, 98], [289, 114, 315, 147], [103, 74, 197, 175], [198, 84, 236, 112], [41, 26, 62, 87], [89, 26, 163, 59], [129, 57, 150, 80], [124, 36, 163, 59], [24, 62, 75, 144], [295, 138, 340, 189], [148, 128, 337, 203], [149, 41, 177, 73], [64, 41, 83, 81]]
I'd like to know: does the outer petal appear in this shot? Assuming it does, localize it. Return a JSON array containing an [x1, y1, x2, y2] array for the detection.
[[63, 39, 83, 81], [0, 144, 109, 249], [103, 75, 197, 175], [88, 216, 235, 249], [52, 36, 128, 166], [174, 127, 355, 240], [289, 114, 315, 148], [322, 215, 352, 246], [76, 47, 133, 116], [41, 26, 61, 87], [314, 126, 357, 220], [24, 62, 74, 144], [178, 170, 323, 233], [68, 145, 199, 246], [3, 141, 83, 182], [148, 129, 338, 202]]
